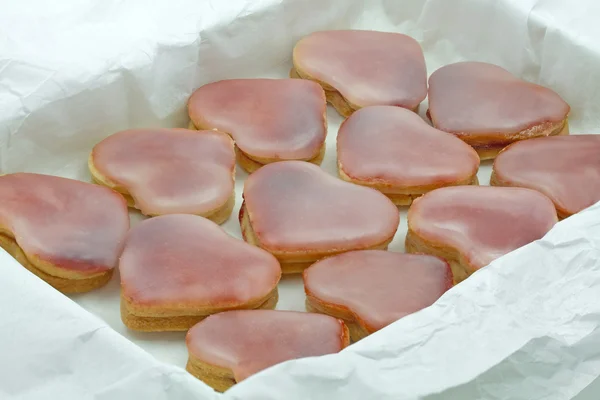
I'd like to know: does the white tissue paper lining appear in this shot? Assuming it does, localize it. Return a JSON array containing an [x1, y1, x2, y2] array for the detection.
[[2, 0, 600, 399]]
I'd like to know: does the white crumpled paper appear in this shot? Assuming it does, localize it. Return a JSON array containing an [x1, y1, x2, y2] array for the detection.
[[2, 0, 600, 399]]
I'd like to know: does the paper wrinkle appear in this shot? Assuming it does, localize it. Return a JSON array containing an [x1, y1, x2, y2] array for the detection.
[[94, 366, 219, 400], [2, 0, 600, 399], [225, 204, 600, 400], [0, 252, 214, 400]]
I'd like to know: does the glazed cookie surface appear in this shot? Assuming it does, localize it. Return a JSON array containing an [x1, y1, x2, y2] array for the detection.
[[120, 214, 281, 331], [292, 30, 427, 116], [304, 250, 452, 341], [491, 135, 600, 219], [186, 310, 349, 391], [188, 79, 327, 173], [0, 173, 129, 293], [406, 186, 557, 282], [337, 106, 480, 205], [90, 128, 236, 223], [428, 62, 570, 159], [240, 161, 399, 273]]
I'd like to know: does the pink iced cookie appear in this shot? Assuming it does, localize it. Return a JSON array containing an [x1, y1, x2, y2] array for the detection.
[[406, 186, 557, 282], [186, 310, 349, 391], [188, 79, 327, 172], [240, 161, 399, 274], [428, 62, 570, 160], [337, 105, 480, 205], [492, 135, 600, 218], [304, 250, 452, 341], [0, 173, 129, 293], [90, 128, 235, 224], [292, 30, 427, 116], [120, 214, 281, 332]]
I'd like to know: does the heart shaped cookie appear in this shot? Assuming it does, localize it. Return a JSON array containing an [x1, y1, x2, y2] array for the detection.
[[186, 310, 349, 391], [0, 173, 129, 293], [89, 128, 235, 224], [240, 161, 399, 273], [428, 62, 570, 160], [119, 214, 281, 331], [292, 30, 427, 117], [406, 186, 557, 282], [337, 106, 480, 205], [303, 250, 452, 341], [187, 79, 327, 173], [491, 135, 600, 219]]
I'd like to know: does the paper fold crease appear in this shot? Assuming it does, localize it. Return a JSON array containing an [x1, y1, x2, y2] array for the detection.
[[2, 0, 600, 399]]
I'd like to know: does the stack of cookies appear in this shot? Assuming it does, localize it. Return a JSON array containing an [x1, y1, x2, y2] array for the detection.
[[2, 29, 597, 393]]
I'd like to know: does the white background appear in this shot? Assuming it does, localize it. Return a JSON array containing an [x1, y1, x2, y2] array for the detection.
[[2, 0, 600, 399]]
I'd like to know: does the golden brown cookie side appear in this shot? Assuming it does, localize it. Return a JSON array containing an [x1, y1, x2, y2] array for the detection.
[[474, 119, 567, 160], [404, 229, 472, 284], [0, 234, 113, 293], [90, 151, 234, 224], [490, 161, 570, 220], [304, 297, 369, 342], [291, 66, 357, 117], [121, 290, 278, 332], [186, 356, 236, 392], [235, 144, 326, 174], [122, 287, 279, 318], [240, 203, 392, 273], [338, 166, 479, 207], [291, 66, 420, 117], [190, 119, 326, 173], [427, 114, 570, 161]]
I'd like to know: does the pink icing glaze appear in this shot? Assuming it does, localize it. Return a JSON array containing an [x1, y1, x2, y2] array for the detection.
[[408, 186, 557, 270], [188, 79, 326, 160], [92, 128, 235, 216], [494, 135, 600, 216], [120, 214, 281, 307], [0, 173, 129, 274], [338, 106, 480, 187], [243, 161, 399, 252], [304, 250, 452, 332], [186, 310, 346, 382], [428, 62, 570, 135], [294, 30, 427, 109]]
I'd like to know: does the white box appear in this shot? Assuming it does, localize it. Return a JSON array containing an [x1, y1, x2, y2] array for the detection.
[[2, 0, 600, 399]]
